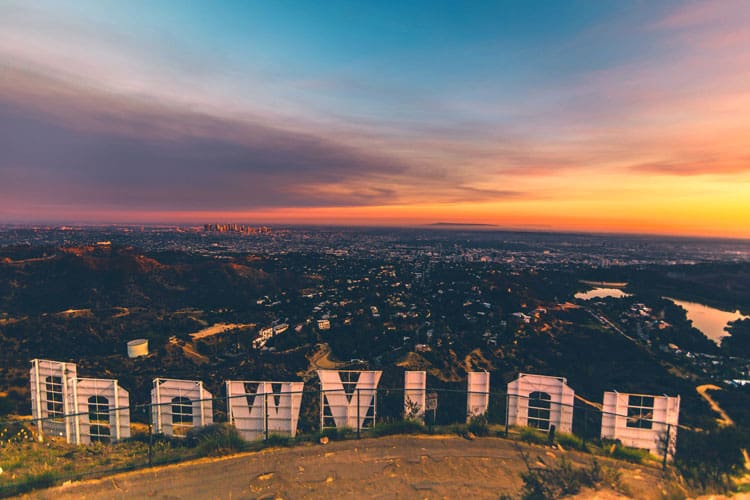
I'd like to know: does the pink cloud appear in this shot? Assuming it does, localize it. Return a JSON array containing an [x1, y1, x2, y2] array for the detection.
[[629, 157, 750, 176]]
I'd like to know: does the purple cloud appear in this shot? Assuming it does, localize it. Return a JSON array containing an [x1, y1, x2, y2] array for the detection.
[[0, 68, 413, 212]]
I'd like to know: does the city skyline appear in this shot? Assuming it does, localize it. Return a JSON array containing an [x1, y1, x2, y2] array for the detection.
[[2, 1, 749, 237]]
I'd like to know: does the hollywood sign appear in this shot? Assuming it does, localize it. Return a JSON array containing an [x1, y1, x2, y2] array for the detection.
[[30, 359, 130, 445], [152, 378, 213, 437], [226, 380, 303, 441], [29, 360, 680, 458]]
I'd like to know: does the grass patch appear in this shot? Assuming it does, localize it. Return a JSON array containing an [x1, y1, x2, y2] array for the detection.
[[519, 427, 547, 445], [556, 432, 586, 451], [264, 434, 293, 447], [446, 423, 472, 438], [0, 437, 164, 497], [187, 424, 247, 457], [21, 470, 59, 490], [603, 442, 650, 463], [0, 471, 61, 497], [446, 416, 491, 439], [309, 426, 356, 442], [370, 419, 426, 437]]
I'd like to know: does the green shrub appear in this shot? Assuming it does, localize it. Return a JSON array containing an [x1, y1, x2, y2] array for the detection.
[[446, 416, 489, 439], [371, 419, 426, 437], [0, 471, 61, 497], [467, 415, 490, 437], [608, 444, 649, 463], [264, 434, 292, 447], [24, 471, 61, 489], [519, 454, 621, 500], [314, 426, 356, 441], [403, 397, 423, 421], [187, 423, 247, 457], [520, 427, 546, 445], [337, 426, 357, 440], [128, 430, 186, 449], [556, 432, 585, 451], [520, 456, 585, 499], [674, 427, 750, 493], [0, 421, 34, 444]]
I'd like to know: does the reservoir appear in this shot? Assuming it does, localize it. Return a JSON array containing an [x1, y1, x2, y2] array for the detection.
[[665, 297, 749, 344]]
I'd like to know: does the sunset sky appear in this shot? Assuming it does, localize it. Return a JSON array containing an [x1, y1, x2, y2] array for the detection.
[[1, 0, 749, 237]]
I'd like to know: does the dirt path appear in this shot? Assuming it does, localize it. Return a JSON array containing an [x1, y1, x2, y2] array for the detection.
[[22, 435, 669, 499], [111, 307, 130, 319], [307, 343, 346, 370], [696, 384, 734, 426]]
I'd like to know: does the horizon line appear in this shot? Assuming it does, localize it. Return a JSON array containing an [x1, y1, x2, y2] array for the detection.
[[2, 221, 750, 243]]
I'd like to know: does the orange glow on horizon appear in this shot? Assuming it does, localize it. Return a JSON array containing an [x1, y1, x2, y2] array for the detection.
[[26, 193, 748, 240], [21, 168, 738, 239]]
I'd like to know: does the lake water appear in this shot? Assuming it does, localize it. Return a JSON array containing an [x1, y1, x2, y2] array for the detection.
[[574, 288, 632, 300], [665, 297, 749, 344]]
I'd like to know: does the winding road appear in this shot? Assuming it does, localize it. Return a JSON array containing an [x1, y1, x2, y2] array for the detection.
[[696, 384, 733, 427]]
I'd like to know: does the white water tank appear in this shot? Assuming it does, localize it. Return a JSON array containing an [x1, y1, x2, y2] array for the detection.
[[127, 338, 149, 358]]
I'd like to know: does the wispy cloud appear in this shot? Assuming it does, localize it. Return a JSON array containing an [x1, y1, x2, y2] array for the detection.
[[629, 158, 750, 176]]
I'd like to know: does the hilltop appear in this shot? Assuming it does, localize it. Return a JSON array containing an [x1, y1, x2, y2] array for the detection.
[[0, 245, 279, 315], [18, 435, 676, 499]]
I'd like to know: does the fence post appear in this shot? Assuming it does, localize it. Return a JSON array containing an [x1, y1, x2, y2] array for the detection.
[[356, 388, 361, 439], [33, 359, 44, 441], [432, 394, 436, 428], [582, 405, 588, 448], [147, 406, 153, 467], [264, 392, 269, 442], [504, 393, 510, 437], [662, 424, 671, 470]]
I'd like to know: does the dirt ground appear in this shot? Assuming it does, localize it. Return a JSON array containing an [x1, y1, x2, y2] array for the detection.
[[23, 435, 672, 499]]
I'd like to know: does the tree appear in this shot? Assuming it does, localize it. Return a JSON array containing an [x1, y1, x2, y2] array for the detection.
[[722, 319, 750, 358], [674, 427, 750, 492]]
